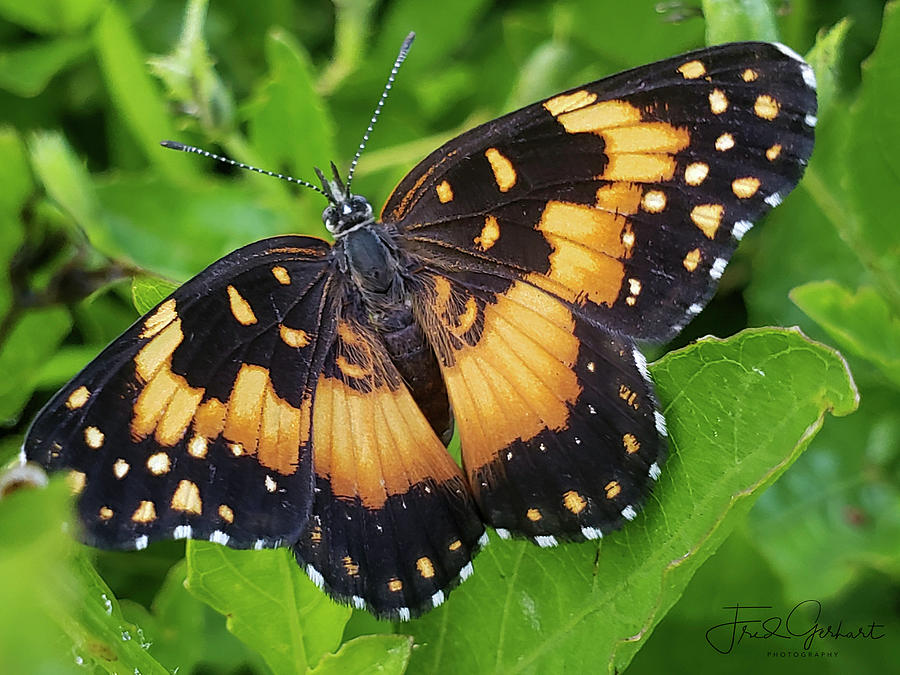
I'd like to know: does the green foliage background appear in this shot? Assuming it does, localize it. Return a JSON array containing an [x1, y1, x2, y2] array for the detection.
[[0, 0, 897, 673]]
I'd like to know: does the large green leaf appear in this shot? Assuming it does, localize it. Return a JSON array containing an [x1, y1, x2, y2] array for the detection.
[[404, 328, 856, 674], [121, 560, 265, 673], [185, 543, 351, 674], [309, 634, 413, 675]]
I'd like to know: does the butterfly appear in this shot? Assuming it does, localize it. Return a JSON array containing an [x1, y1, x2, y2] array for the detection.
[[23, 37, 816, 620]]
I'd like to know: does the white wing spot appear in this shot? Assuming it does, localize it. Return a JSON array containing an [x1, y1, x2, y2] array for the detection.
[[654, 410, 668, 437], [710, 257, 728, 280], [210, 530, 230, 545], [764, 192, 783, 207], [581, 526, 603, 540], [621, 505, 638, 521], [306, 565, 325, 589], [397, 607, 411, 621], [632, 348, 650, 381], [134, 535, 148, 551], [352, 595, 366, 610], [649, 462, 662, 480], [804, 113, 817, 127], [495, 528, 511, 540], [460, 562, 474, 581], [432, 590, 445, 607], [688, 303, 703, 315], [732, 220, 753, 240], [773, 43, 817, 89], [173, 525, 192, 540], [478, 531, 490, 548], [535, 535, 558, 548], [254, 539, 265, 550]]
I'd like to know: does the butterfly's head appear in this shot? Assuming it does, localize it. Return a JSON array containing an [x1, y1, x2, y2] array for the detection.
[[322, 194, 374, 235], [317, 164, 374, 236]]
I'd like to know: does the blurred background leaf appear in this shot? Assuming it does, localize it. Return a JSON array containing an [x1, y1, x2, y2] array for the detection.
[[1, 0, 897, 673]]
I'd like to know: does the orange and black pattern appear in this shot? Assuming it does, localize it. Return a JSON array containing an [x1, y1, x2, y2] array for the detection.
[[23, 42, 816, 619]]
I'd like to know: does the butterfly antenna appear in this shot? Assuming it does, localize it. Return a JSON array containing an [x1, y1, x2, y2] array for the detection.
[[159, 140, 327, 196], [344, 31, 415, 193]]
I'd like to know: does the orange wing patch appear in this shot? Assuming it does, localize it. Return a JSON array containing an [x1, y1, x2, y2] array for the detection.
[[529, 200, 629, 307], [312, 320, 465, 509], [130, 316, 310, 475], [421, 278, 582, 473], [545, 97, 689, 183]]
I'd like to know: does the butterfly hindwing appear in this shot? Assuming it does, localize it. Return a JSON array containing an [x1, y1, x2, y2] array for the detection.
[[24, 236, 337, 550], [293, 305, 485, 619], [411, 269, 664, 542], [386, 41, 816, 341]]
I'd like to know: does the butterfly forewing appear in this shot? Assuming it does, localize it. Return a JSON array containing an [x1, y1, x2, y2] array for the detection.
[[25, 236, 338, 550], [386, 41, 816, 341]]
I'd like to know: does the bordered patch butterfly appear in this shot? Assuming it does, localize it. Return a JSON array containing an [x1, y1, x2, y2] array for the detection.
[[22, 35, 816, 620]]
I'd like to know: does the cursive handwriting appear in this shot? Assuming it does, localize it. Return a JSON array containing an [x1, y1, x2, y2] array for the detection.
[[705, 600, 885, 654]]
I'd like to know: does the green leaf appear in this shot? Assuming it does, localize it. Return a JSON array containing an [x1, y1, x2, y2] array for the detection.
[[309, 634, 414, 675], [33, 345, 98, 389], [0, 479, 75, 672], [702, 0, 779, 43], [568, 0, 704, 71], [842, 1, 900, 310], [373, 0, 490, 76], [630, 525, 900, 673], [319, 0, 378, 94], [0, 478, 166, 673], [185, 542, 351, 673], [247, 29, 336, 190], [792, 281, 900, 387], [0, 37, 91, 97], [122, 560, 264, 673], [0, 129, 31, 320], [65, 554, 168, 675], [28, 130, 101, 234], [132, 276, 178, 315], [748, 386, 900, 600], [805, 18, 852, 117], [148, 0, 234, 137], [405, 328, 857, 674], [90, 176, 290, 280], [93, 3, 192, 181], [0, 0, 103, 34], [0, 306, 71, 424]]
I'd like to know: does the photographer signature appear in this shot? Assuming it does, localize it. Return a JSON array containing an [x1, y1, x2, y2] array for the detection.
[[705, 600, 885, 654]]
